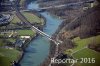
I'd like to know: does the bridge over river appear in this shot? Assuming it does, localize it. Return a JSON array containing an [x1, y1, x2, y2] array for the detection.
[[13, 0, 62, 45], [12, 0, 95, 66]]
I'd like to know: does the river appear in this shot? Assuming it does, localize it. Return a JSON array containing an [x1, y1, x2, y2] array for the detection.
[[20, 1, 62, 66]]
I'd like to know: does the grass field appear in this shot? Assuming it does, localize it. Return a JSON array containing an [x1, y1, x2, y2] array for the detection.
[[20, 0, 25, 6], [65, 35, 100, 55], [72, 35, 100, 66], [17, 30, 36, 36], [65, 35, 100, 66], [73, 48, 100, 66], [22, 12, 44, 24], [72, 35, 100, 52], [11, 12, 44, 25], [7, 38, 16, 43], [0, 39, 5, 47], [0, 48, 20, 66], [11, 14, 21, 24]]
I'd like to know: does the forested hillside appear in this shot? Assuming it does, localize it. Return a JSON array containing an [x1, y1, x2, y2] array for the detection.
[[40, 0, 100, 66]]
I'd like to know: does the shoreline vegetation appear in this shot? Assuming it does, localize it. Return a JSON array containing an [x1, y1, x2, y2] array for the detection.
[[1, 0, 100, 66], [38, 0, 100, 66], [0, 0, 46, 66], [16, 0, 100, 66]]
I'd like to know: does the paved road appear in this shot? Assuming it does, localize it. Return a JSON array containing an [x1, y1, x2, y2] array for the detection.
[[40, 0, 94, 10]]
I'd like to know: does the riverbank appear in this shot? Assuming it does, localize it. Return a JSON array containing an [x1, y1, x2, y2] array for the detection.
[[17, 0, 49, 65], [14, 0, 47, 65], [40, 1, 100, 66], [0, 0, 46, 66], [19, 0, 63, 66], [20, 0, 66, 66]]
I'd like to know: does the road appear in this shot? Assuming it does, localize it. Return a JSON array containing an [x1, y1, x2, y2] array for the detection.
[[40, 0, 94, 10], [12, 0, 62, 45], [12, 0, 63, 66]]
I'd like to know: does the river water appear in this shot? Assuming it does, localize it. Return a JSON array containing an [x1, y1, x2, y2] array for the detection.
[[20, 1, 62, 66]]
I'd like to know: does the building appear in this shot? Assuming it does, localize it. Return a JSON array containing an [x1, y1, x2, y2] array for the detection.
[[0, 0, 13, 12], [20, 36, 31, 39], [0, 14, 10, 26]]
